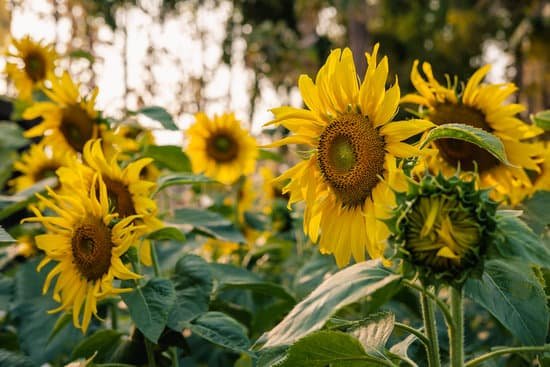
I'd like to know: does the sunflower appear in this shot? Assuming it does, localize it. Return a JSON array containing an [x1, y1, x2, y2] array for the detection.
[[23, 176, 141, 332], [9, 142, 75, 192], [187, 112, 258, 185], [401, 61, 544, 204], [22, 72, 100, 154], [532, 143, 550, 193], [264, 46, 434, 267], [57, 140, 161, 265], [4, 35, 57, 100]]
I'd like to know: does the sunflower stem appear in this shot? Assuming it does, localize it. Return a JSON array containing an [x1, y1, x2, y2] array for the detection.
[[449, 286, 464, 367], [145, 338, 157, 367], [171, 347, 180, 367], [233, 176, 246, 264], [420, 291, 442, 367], [150, 240, 161, 277], [110, 301, 118, 330], [464, 345, 550, 367]]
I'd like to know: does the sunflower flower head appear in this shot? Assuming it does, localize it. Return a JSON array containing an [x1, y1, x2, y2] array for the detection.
[[402, 61, 544, 205], [5, 35, 57, 100], [264, 45, 433, 267], [187, 112, 258, 185], [23, 176, 142, 332], [9, 141, 76, 192], [57, 139, 161, 266], [388, 173, 498, 286], [22, 72, 100, 154]]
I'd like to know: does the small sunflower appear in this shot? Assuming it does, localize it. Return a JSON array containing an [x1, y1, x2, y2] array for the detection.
[[401, 61, 544, 204], [57, 140, 161, 265], [9, 142, 75, 192], [23, 176, 141, 332], [22, 72, 100, 154], [5, 35, 57, 100], [202, 238, 241, 261], [265, 46, 434, 266], [533, 143, 550, 193], [389, 173, 498, 286], [187, 112, 257, 185]]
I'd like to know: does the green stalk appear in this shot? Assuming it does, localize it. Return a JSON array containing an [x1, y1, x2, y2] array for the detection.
[[110, 302, 118, 330], [449, 286, 464, 367], [171, 347, 180, 367], [420, 292, 442, 367], [393, 322, 430, 349], [145, 338, 157, 367], [465, 345, 550, 367], [150, 240, 161, 277]]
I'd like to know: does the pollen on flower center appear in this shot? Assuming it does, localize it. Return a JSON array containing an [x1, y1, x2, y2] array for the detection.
[[72, 220, 113, 281], [317, 113, 386, 208], [430, 103, 499, 172], [60, 105, 95, 153], [102, 177, 136, 218], [206, 132, 239, 163], [24, 52, 46, 82]]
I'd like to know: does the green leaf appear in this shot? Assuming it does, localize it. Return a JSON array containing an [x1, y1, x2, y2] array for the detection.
[[280, 331, 388, 367], [0, 276, 13, 310], [135, 106, 178, 130], [171, 207, 245, 243], [532, 110, 550, 130], [0, 349, 34, 367], [167, 254, 212, 331], [521, 191, 550, 235], [183, 312, 251, 355], [210, 263, 295, 302], [258, 149, 283, 162], [121, 278, 176, 343], [420, 123, 509, 164], [71, 329, 123, 362], [0, 177, 57, 221], [143, 145, 191, 172], [68, 49, 95, 63], [258, 260, 402, 348], [0, 226, 14, 243], [465, 259, 548, 345], [351, 312, 395, 353], [494, 211, 550, 267], [156, 173, 216, 193], [146, 227, 186, 242], [0, 122, 28, 149], [257, 346, 289, 367], [0, 148, 16, 188]]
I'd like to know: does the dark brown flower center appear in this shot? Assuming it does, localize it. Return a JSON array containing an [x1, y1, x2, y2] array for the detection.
[[24, 51, 47, 82], [317, 113, 386, 208], [430, 103, 499, 172], [102, 177, 136, 218], [33, 163, 61, 186], [206, 132, 239, 163], [60, 105, 95, 153], [72, 220, 113, 281]]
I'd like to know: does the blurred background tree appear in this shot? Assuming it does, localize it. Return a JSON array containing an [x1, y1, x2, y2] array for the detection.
[[0, 0, 548, 129]]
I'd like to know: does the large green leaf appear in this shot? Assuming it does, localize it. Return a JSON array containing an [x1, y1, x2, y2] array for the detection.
[[210, 263, 295, 302], [532, 110, 550, 130], [280, 331, 390, 367], [121, 278, 176, 343], [170, 207, 245, 243], [0, 349, 34, 367], [0, 226, 14, 243], [184, 312, 251, 355], [0, 276, 13, 310], [258, 260, 402, 348], [0, 148, 17, 188], [0, 122, 28, 149], [167, 254, 213, 331], [351, 312, 395, 354], [143, 145, 191, 172], [71, 329, 123, 362], [146, 227, 186, 242], [521, 191, 550, 235], [0, 177, 57, 221], [155, 173, 216, 193], [465, 259, 548, 345], [494, 211, 550, 267], [420, 123, 509, 164], [134, 106, 178, 130]]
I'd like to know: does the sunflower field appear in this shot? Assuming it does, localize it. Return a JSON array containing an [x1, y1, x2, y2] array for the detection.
[[0, 1, 549, 367]]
